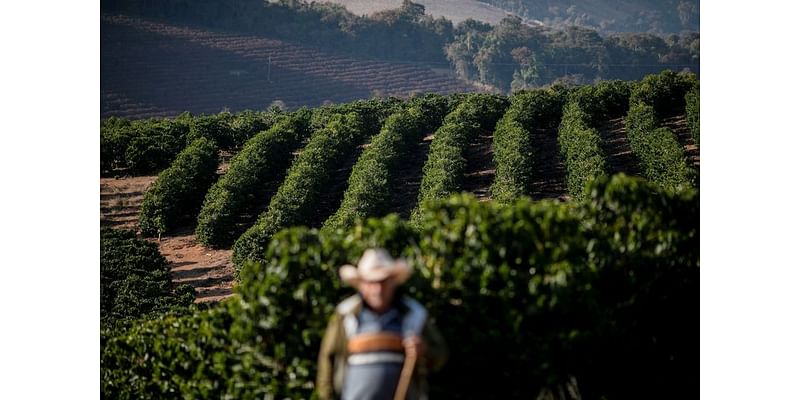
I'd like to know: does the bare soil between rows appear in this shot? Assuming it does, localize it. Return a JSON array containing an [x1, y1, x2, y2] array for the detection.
[[385, 134, 434, 219], [101, 176, 235, 303], [530, 127, 570, 201], [597, 117, 642, 178], [461, 132, 496, 201]]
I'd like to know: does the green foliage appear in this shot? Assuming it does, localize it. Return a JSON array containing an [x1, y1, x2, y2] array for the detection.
[[101, 308, 235, 399], [625, 101, 694, 191], [685, 82, 700, 147], [186, 110, 282, 150], [573, 174, 699, 398], [557, 102, 607, 201], [491, 88, 566, 203], [309, 98, 401, 136], [139, 138, 219, 236], [629, 70, 697, 117], [186, 112, 235, 148], [101, 110, 281, 177], [195, 113, 311, 247], [232, 113, 368, 270], [411, 94, 509, 222], [101, 175, 698, 399], [567, 80, 632, 126], [100, 228, 195, 329], [447, 14, 699, 90], [101, 116, 191, 176], [323, 96, 450, 232]]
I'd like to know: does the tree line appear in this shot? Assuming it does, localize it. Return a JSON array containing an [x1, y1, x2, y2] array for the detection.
[[101, 0, 699, 91]]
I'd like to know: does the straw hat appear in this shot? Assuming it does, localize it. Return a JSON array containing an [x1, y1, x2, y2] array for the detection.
[[339, 248, 412, 286]]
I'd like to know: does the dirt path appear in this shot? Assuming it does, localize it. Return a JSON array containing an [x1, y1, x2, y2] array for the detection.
[[156, 227, 235, 303], [308, 142, 370, 228], [660, 114, 700, 170], [530, 127, 570, 201], [385, 134, 435, 219], [461, 132, 495, 201], [597, 117, 642, 178], [100, 175, 235, 303]]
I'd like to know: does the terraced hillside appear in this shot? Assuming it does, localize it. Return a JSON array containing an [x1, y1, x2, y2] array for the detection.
[[101, 72, 700, 302], [101, 175, 235, 303], [101, 14, 477, 119]]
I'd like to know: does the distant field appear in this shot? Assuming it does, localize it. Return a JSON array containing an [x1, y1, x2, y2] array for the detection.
[[324, 0, 527, 25], [101, 14, 478, 119]]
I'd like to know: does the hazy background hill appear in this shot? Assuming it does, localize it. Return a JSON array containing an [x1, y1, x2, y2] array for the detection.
[[478, 0, 699, 33], [326, 0, 699, 33], [324, 0, 536, 26], [101, 0, 698, 119]]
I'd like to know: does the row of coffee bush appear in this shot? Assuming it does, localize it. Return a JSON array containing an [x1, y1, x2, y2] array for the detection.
[[685, 82, 700, 147], [100, 228, 195, 330], [625, 71, 697, 191], [557, 102, 607, 201], [193, 98, 401, 246], [322, 94, 452, 232], [101, 174, 698, 399], [411, 94, 509, 222], [629, 70, 697, 118], [490, 88, 565, 203], [556, 80, 633, 201], [231, 113, 370, 269], [139, 137, 219, 236], [624, 102, 694, 191], [194, 112, 313, 246], [101, 110, 281, 176]]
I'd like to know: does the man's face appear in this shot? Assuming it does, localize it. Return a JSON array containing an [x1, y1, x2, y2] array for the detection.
[[358, 277, 397, 314]]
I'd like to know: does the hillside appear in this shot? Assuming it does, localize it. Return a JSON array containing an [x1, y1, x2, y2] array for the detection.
[[102, 14, 477, 119], [324, 0, 533, 26], [293, 0, 697, 33], [479, 0, 699, 33], [101, 72, 699, 306]]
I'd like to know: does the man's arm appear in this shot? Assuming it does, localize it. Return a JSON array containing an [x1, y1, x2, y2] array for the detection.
[[316, 314, 341, 400]]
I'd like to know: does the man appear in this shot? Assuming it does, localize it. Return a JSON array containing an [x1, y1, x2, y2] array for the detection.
[[316, 248, 448, 400]]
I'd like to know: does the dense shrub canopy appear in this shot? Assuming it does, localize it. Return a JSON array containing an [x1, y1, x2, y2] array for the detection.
[[195, 112, 312, 247], [232, 112, 371, 269], [685, 81, 700, 147], [139, 137, 219, 236], [101, 115, 191, 176], [558, 101, 607, 200], [491, 87, 566, 203], [412, 93, 509, 222], [102, 174, 698, 399], [100, 228, 195, 329], [624, 101, 694, 191], [101, 110, 282, 177], [323, 94, 451, 232], [629, 70, 697, 117]]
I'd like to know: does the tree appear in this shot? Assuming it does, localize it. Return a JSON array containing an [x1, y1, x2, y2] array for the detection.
[[510, 46, 540, 91]]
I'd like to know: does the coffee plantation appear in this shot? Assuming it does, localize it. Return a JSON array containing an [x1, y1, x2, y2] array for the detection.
[[101, 175, 697, 399], [101, 71, 699, 399]]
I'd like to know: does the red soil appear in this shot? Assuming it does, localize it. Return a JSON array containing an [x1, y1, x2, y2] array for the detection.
[[100, 176, 235, 303]]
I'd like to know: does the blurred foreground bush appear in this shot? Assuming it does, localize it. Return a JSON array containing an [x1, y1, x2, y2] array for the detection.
[[102, 174, 698, 399]]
